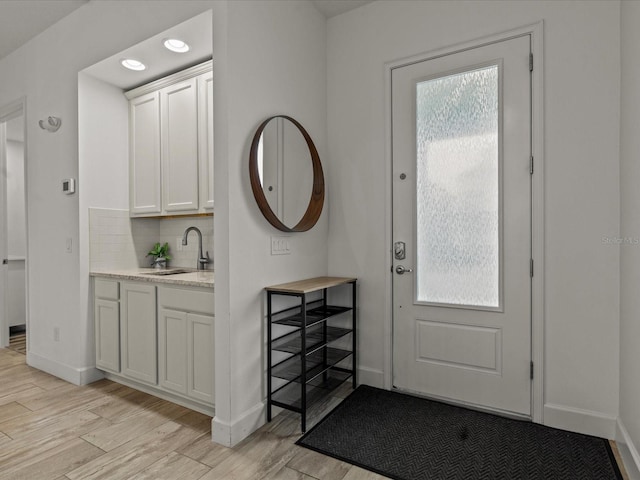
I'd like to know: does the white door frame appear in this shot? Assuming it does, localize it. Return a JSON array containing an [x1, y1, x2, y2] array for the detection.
[[383, 22, 544, 423], [0, 97, 29, 350]]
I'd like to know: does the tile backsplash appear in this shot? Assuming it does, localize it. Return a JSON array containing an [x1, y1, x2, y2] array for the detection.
[[159, 216, 213, 270], [89, 208, 213, 271]]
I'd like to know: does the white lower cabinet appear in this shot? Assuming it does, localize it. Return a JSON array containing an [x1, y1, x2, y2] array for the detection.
[[121, 282, 157, 385], [158, 308, 188, 394], [187, 312, 214, 403], [94, 279, 120, 373], [158, 286, 214, 405], [93, 277, 214, 411]]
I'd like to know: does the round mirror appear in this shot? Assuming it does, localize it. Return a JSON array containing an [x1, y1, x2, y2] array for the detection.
[[249, 115, 324, 232]]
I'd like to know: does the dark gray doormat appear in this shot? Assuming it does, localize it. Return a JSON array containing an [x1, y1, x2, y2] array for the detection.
[[296, 385, 623, 480]]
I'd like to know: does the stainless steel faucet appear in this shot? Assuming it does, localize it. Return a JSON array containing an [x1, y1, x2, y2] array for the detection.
[[182, 226, 210, 270]]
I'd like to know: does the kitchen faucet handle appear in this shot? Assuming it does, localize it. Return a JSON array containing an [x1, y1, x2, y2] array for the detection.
[[199, 251, 211, 267]]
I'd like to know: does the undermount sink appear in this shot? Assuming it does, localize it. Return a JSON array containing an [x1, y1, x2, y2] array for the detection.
[[142, 268, 193, 276]]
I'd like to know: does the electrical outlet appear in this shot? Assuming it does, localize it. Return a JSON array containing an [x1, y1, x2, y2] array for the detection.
[[53, 327, 60, 342], [271, 236, 291, 255]]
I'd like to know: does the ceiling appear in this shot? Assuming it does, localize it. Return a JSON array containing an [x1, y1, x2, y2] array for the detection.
[[82, 11, 213, 90], [311, 0, 374, 18], [0, 0, 373, 68], [0, 0, 88, 61]]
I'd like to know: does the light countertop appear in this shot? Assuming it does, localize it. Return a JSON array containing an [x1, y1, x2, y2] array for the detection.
[[91, 268, 214, 289]]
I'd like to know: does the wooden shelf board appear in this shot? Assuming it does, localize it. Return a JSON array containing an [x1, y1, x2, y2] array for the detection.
[[266, 276, 356, 294]]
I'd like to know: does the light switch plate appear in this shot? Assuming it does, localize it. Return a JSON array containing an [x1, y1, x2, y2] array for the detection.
[[271, 236, 291, 255], [62, 178, 76, 195]]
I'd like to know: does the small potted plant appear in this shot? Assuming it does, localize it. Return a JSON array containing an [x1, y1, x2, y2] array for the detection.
[[147, 242, 171, 269]]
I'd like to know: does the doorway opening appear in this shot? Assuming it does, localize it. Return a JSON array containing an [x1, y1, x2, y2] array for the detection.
[[0, 100, 28, 354]]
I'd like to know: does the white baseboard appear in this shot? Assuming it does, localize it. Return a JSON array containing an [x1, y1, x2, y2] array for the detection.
[[543, 403, 617, 439], [103, 372, 214, 417], [211, 367, 383, 448], [27, 351, 104, 386], [357, 366, 384, 388], [617, 419, 640, 479], [212, 401, 265, 447]]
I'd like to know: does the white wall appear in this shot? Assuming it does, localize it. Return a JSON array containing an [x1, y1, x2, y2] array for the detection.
[[7, 261, 25, 328], [619, 0, 640, 471], [213, 0, 328, 445], [327, 0, 620, 437], [6, 139, 25, 257], [79, 73, 130, 369], [78, 74, 129, 214]]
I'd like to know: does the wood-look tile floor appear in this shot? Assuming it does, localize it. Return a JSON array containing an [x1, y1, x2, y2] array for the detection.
[[0, 348, 386, 480], [0, 347, 629, 480], [8, 333, 26, 355]]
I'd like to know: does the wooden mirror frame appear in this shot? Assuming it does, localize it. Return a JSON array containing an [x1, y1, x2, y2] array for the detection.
[[249, 115, 324, 232]]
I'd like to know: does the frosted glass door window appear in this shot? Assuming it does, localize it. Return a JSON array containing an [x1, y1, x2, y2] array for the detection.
[[416, 65, 500, 308]]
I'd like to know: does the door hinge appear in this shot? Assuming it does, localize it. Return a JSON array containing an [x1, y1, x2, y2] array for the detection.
[[530, 361, 534, 380], [530, 156, 534, 175], [530, 258, 534, 277], [529, 53, 533, 72]]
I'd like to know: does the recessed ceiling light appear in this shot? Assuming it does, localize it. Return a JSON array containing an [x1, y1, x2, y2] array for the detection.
[[121, 59, 146, 71], [164, 38, 190, 53]]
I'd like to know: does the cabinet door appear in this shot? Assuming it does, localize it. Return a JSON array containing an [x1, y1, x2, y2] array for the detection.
[[161, 79, 199, 213], [188, 313, 214, 404], [94, 298, 120, 373], [129, 92, 161, 215], [121, 282, 157, 384], [198, 71, 214, 211], [158, 307, 188, 395]]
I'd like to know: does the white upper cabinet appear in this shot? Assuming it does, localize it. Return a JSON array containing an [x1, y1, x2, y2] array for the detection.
[[126, 62, 213, 217], [129, 92, 161, 215], [161, 78, 199, 213], [198, 71, 214, 210]]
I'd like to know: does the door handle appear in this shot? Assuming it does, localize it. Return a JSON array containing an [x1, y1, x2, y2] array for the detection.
[[395, 265, 413, 275]]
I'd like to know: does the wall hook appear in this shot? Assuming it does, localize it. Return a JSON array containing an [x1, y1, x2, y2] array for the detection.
[[39, 116, 62, 133]]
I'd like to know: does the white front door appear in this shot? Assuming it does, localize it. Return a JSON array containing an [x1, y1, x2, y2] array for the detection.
[[392, 35, 532, 416]]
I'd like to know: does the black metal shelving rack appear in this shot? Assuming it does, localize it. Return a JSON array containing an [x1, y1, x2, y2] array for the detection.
[[265, 277, 357, 432]]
